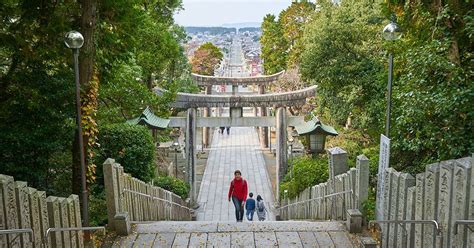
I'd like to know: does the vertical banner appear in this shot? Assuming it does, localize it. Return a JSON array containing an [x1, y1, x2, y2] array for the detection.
[[376, 134, 390, 220]]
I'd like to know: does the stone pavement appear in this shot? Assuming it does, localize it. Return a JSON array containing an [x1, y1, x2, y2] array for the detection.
[[196, 127, 275, 221], [109, 221, 356, 247]]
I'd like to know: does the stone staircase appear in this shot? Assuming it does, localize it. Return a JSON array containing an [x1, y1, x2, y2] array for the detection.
[[105, 221, 359, 247]]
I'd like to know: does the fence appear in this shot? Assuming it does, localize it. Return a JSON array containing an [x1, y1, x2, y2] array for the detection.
[[279, 151, 369, 221], [377, 156, 473, 248], [0, 174, 84, 248], [103, 158, 192, 232]]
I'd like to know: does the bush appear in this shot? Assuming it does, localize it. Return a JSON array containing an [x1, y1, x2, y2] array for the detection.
[[95, 123, 156, 182], [280, 155, 328, 199], [152, 176, 189, 199], [89, 185, 108, 226]]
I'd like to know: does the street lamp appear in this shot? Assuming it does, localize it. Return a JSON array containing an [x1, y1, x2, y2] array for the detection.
[[64, 31, 88, 226], [382, 18, 402, 138]]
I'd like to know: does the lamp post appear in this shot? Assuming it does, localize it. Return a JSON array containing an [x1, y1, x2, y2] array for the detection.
[[382, 18, 402, 138], [64, 31, 88, 226]]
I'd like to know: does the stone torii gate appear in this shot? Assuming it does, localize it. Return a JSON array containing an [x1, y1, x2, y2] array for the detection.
[[191, 71, 285, 148], [155, 78, 316, 205]]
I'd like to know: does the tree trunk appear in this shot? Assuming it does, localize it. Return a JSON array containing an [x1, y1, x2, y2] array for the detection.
[[72, 0, 97, 197]]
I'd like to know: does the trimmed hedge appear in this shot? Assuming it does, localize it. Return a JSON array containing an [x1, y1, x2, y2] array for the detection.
[[153, 176, 189, 199], [96, 123, 156, 182]]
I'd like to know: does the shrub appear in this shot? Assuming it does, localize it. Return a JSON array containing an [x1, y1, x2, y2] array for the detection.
[[280, 155, 328, 199], [152, 176, 189, 199], [95, 123, 156, 182]]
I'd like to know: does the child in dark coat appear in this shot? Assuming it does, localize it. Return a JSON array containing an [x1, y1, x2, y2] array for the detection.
[[245, 193, 256, 221]]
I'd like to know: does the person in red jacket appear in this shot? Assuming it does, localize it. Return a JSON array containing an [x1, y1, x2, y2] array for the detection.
[[228, 170, 248, 222]]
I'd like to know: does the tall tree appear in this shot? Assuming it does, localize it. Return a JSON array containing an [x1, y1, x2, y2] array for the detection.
[[190, 42, 223, 76], [260, 14, 288, 74], [278, 1, 315, 67]]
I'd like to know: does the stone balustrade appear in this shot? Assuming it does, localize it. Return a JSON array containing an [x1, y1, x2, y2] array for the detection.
[[380, 156, 473, 248], [279, 151, 369, 222], [103, 159, 192, 234], [0, 174, 83, 248]]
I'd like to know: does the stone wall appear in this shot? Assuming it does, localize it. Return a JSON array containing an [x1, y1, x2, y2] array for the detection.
[[103, 158, 192, 231], [0, 174, 83, 248], [280, 152, 369, 221], [380, 156, 473, 248]]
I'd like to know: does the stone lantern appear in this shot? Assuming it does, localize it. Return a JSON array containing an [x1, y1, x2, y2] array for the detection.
[[295, 116, 338, 154]]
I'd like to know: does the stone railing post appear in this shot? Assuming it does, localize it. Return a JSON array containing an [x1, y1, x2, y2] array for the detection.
[[15, 181, 31, 248], [104, 158, 120, 230], [47, 196, 61, 248], [0, 175, 20, 247], [327, 147, 348, 178], [356, 155, 369, 210]]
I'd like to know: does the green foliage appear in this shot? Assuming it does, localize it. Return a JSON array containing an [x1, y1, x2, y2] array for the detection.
[[89, 185, 108, 227], [0, 0, 188, 197], [279, 156, 328, 199], [278, 1, 315, 66], [191, 42, 224, 76], [391, 39, 473, 173], [95, 124, 156, 182], [152, 176, 190, 199], [300, 0, 386, 129], [362, 188, 376, 221], [261, 14, 288, 74]]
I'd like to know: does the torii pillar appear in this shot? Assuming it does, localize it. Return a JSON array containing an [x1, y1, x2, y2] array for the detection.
[[186, 108, 197, 205], [202, 86, 211, 148], [275, 107, 288, 202], [259, 85, 269, 148]]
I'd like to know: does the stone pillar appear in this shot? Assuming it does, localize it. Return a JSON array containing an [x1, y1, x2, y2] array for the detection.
[[186, 108, 197, 205], [202, 86, 212, 148], [258, 85, 268, 148], [15, 181, 31, 248], [356, 155, 369, 210], [103, 158, 120, 230], [276, 107, 287, 202], [328, 147, 349, 178], [0, 175, 20, 247]]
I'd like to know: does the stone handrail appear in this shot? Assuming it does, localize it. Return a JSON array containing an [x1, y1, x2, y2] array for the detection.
[[379, 156, 473, 248], [191, 71, 285, 86], [154, 85, 317, 108], [279, 153, 369, 221], [103, 158, 192, 235], [0, 174, 84, 248]]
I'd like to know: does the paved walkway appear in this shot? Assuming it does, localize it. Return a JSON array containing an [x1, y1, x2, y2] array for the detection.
[[196, 127, 275, 221], [109, 221, 356, 247]]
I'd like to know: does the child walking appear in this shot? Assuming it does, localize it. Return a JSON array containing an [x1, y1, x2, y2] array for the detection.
[[245, 193, 256, 221], [256, 195, 267, 221]]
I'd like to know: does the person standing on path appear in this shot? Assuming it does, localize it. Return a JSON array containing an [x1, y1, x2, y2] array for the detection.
[[256, 195, 267, 221], [245, 193, 256, 221], [226, 126, 231, 135], [228, 170, 248, 222]]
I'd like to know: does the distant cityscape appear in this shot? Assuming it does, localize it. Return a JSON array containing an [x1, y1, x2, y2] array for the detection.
[[183, 27, 263, 76]]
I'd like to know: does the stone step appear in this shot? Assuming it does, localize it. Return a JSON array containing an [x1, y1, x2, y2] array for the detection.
[[107, 221, 359, 247], [135, 220, 346, 233]]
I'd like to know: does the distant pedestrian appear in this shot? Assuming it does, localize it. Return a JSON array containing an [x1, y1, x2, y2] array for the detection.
[[226, 126, 231, 135], [256, 195, 267, 221], [228, 170, 248, 222], [245, 193, 256, 221], [220, 126, 225, 134]]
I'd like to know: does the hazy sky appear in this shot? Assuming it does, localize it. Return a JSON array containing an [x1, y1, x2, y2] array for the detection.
[[174, 0, 292, 27]]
